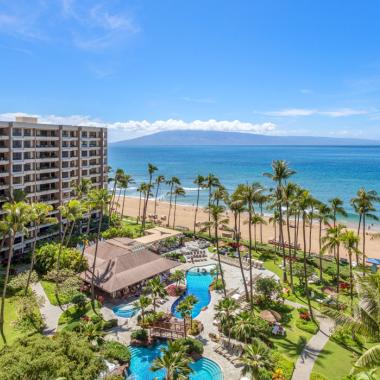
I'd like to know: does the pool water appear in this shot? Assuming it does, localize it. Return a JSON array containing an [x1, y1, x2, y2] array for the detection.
[[126, 342, 223, 380], [171, 266, 215, 319], [113, 304, 140, 318]]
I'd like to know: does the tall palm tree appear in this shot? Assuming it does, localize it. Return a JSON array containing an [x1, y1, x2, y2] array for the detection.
[[297, 190, 315, 320], [240, 338, 274, 380], [264, 160, 296, 284], [212, 185, 228, 207], [153, 174, 165, 216], [229, 192, 249, 300], [75, 178, 92, 200], [193, 175, 205, 235], [166, 176, 181, 226], [233, 311, 255, 344], [201, 205, 229, 296], [257, 193, 268, 244], [341, 230, 361, 313], [329, 197, 347, 229], [176, 299, 192, 337], [240, 182, 264, 306], [147, 276, 167, 312], [315, 203, 332, 282], [172, 186, 186, 229], [120, 174, 135, 219], [87, 189, 111, 311], [151, 340, 193, 380], [134, 295, 152, 325], [307, 196, 318, 255], [136, 182, 147, 224], [25, 203, 57, 295], [142, 163, 158, 230], [351, 188, 380, 275], [0, 201, 31, 344], [215, 297, 238, 342], [204, 174, 220, 236], [110, 168, 125, 215], [326, 273, 380, 374], [322, 224, 346, 298], [269, 210, 280, 253]]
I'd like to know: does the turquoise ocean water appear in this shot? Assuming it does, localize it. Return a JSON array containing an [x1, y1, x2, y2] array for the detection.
[[109, 145, 380, 224]]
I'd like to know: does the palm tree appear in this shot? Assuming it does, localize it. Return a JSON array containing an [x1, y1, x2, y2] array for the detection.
[[329, 197, 347, 229], [257, 193, 268, 244], [228, 192, 249, 301], [151, 340, 193, 380], [351, 188, 380, 275], [264, 160, 296, 284], [136, 182, 147, 224], [185, 294, 198, 329], [201, 205, 229, 296], [322, 224, 345, 298], [233, 311, 255, 344], [215, 297, 238, 342], [0, 201, 31, 344], [119, 174, 135, 219], [193, 175, 205, 235], [172, 186, 185, 228], [176, 299, 192, 337], [166, 176, 181, 226], [134, 295, 152, 325], [109, 168, 125, 215], [154, 174, 165, 216], [147, 276, 167, 312], [65, 198, 85, 245], [75, 178, 92, 200], [170, 270, 185, 287], [240, 182, 264, 306], [212, 185, 229, 207], [240, 338, 274, 380], [341, 230, 361, 313], [204, 174, 220, 236], [316, 203, 332, 282], [87, 189, 111, 311], [269, 210, 280, 253], [326, 273, 380, 374], [25, 203, 57, 295], [142, 163, 158, 230]]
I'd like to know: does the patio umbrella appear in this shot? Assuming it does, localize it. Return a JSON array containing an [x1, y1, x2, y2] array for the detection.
[[260, 310, 281, 324]]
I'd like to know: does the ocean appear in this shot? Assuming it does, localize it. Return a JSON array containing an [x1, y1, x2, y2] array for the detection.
[[108, 145, 380, 225]]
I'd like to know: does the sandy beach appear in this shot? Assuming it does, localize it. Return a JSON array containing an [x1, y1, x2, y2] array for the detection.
[[115, 196, 380, 260]]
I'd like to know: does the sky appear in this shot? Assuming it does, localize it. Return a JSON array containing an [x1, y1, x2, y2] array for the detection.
[[1, 0, 380, 142]]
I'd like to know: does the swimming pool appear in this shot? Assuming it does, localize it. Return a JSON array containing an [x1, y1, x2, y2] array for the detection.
[[113, 304, 140, 318], [171, 265, 216, 319], [126, 342, 223, 380]]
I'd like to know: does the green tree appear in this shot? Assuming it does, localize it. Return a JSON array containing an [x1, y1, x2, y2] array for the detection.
[[119, 174, 135, 219], [204, 173, 220, 236], [154, 174, 166, 216], [172, 186, 186, 229], [147, 276, 167, 312], [166, 176, 181, 227], [134, 295, 152, 325], [0, 201, 31, 344], [170, 270, 185, 287], [142, 163, 158, 231], [151, 340, 193, 380], [25, 203, 57, 295], [215, 297, 238, 342], [109, 168, 125, 216], [193, 175, 205, 234], [240, 338, 274, 380]]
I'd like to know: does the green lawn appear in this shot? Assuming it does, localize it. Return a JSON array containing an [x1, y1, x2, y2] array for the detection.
[[40, 280, 72, 306], [58, 301, 101, 330]]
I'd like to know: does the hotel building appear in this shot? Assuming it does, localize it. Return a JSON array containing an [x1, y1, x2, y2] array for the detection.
[[0, 116, 107, 258]]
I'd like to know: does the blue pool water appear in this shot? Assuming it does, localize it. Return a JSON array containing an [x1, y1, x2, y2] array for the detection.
[[171, 266, 215, 319], [126, 342, 223, 380], [113, 304, 140, 318]]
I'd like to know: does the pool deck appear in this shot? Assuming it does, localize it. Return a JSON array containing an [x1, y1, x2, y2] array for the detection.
[[102, 251, 278, 380]]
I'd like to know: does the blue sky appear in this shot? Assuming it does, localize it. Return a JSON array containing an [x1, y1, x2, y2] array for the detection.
[[1, 0, 380, 142]]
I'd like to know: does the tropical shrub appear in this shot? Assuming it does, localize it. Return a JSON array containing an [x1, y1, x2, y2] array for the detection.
[[35, 242, 87, 274], [7, 271, 38, 295], [103, 319, 118, 330], [14, 294, 45, 332], [176, 337, 204, 355], [310, 373, 328, 380], [295, 318, 319, 334], [101, 341, 131, 364], [102, 226, 135, 239], [131, 328, 148, 341], [188, 320, 203, 336], [0, 332, 106, 380], [104, 375, 124, 380], [255, 277, 282, 303]]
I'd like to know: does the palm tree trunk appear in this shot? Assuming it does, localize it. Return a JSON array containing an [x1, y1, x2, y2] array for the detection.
[[302, 214, 314, 321], [336, 245, 340, 308], [356, 213, 362, 265], [319, 219, 323, 282], [173, 196, 177, 229], [279, 205, 287, 283], [348, 252, 353, 315], [260, 203, 263, 244], [286, 207, 294, 290], [122, 188, 126, 219], [194, 187, 200, 235], [137, 191, 142, 224], [208, 188, 212, 237], [362, 214, 366, 276], [25, 223, 39, 295], [116, 186, 122, 215], [154, 183, 160, 216], [55, 223, 70, 310], [308, 207, 314, 255], [91, 209, 104, 312], [167, 184, 174, 226], [234, 212, 249, 300], [0, 232, 14, 344], [215, 225, 226, 297], [109, 181, 117, 215], [248, 207, 253, 307]]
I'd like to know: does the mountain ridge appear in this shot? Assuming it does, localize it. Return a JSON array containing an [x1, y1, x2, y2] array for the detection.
[[111, 130, 380, 146]]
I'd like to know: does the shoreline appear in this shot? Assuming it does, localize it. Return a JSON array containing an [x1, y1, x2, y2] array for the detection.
[[115, 195, 380, 260]]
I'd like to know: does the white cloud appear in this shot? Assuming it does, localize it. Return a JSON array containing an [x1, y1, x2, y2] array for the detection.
[[264, 107, 369, 118], [0, 113, 277, 142]]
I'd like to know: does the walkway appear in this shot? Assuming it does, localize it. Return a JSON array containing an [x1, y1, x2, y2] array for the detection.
[[290, 301, 335, 380], [32, 282, 63, 335]]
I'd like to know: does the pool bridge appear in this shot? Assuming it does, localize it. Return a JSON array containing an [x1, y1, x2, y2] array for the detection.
[[149, 320, 190, 339]]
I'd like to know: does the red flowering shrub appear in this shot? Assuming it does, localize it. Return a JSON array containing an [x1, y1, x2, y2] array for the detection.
[[97, 295, 105, 305], [299, 312, 311, 321]]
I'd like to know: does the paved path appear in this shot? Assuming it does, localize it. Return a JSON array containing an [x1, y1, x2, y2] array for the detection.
[[290, 301, 335, 380], [32, 282, 64, 335]]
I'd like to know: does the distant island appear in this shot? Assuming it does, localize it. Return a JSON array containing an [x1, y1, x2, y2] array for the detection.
[[111, 130, 380, 146]]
